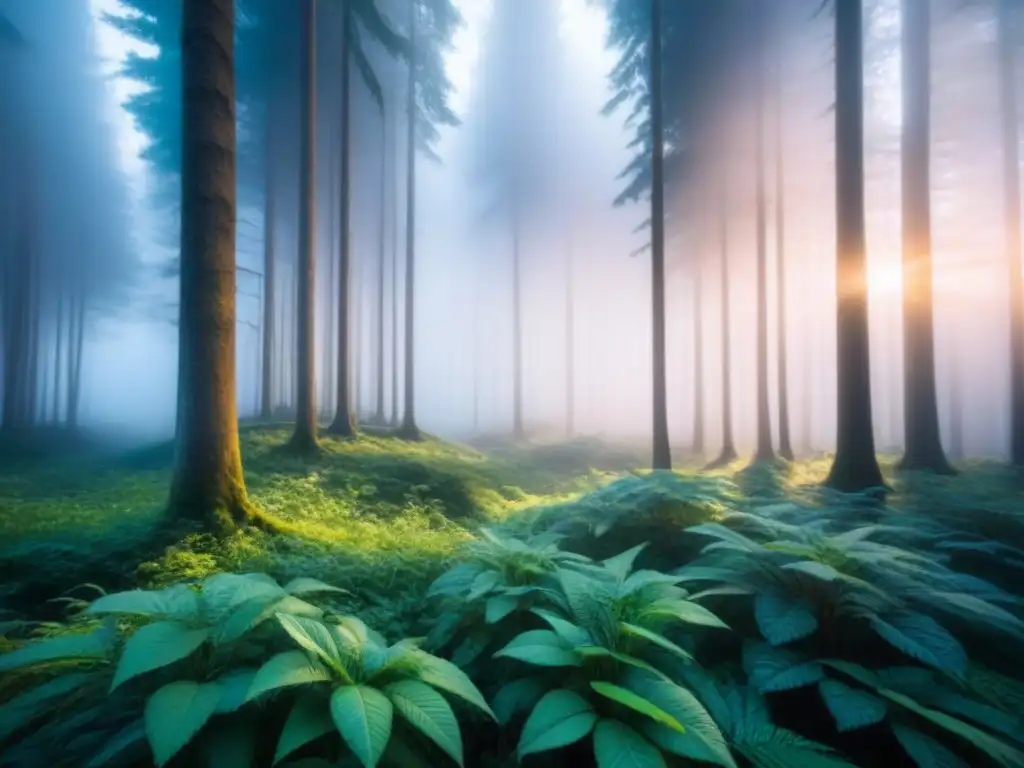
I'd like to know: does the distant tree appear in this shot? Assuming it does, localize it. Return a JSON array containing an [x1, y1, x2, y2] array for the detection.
[[773, 7, 794, 462], [169, 0, 254, 529], [707, 183, 738, 469], [825, 0, 885, 492]]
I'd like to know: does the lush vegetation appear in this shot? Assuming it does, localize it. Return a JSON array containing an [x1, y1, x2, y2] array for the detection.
[[2, 431, 1023, 767]]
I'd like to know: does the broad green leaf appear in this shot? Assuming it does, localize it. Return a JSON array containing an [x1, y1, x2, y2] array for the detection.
[[450, 632, 489, 668], [871, 614, 966, 679], [558, 567, 613, 630], [424, 611, 461, 650], [213, 668, 257, 713], [619, 570, 685, 597], [216, 595, 323, 646], [531, 608, 593, 647], [638, 599, 730, 630], [0, 672, 96, 742], [330, 685, 394, 768], [87, 585, 199, 620], [0, 623, 115, 672], [687, 524, 761, 551], [738, 727, 858, 768], [930, 592, 1024, 641], [426, 563, 484, 599], [603, 544, 649, 581], [880, 689, 1024, 767], [283, 577, 350, 597], [494, 629, 582, 667], [485, 595, 518, 624], [892, 724, 971, 768], [518, 689, 597, 759], [274, 695, 334, 765], [591, 681, 684, 732], [743, 643, 824, 693], [276, 613, 347, 675], [493, 677, 548, 725], [201, 573, 285, 621], [818, 679, 887, 733], [624, 668, 736, 768], [576, 645, 660, 673], [467, 571, 501, 602], [247, 650, 333, 701], [925, 690, 1024, 741], [755, 593, 818, 646], [86, 720, 146, 767], [145, 680, 222, 767], [409, 652, 495, 718], [593, 719, 666, 768], [385, 680, 463, 766], [110, 621, 210, 690], [782, 561, 842, 581], [621, 622, 694, 662]]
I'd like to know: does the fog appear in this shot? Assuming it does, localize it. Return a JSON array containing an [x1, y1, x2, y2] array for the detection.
[[2, 0, 1020, 462]]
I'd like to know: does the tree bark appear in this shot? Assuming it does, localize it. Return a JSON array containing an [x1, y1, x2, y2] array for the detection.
[[391, 79, 401, 426], [825, 0, 885, 493], [898, 0, 952, 474], [398, 0, 420, 440], [260, 102, 275, 421], [289, 0, 319, 453], [774, 26, 794, 462], [692, 246, 705, 456], [52, 284, 64, 424], [374, 111, 387, 424], [650, 0, 671, 470], [168, 0, 254, 529], [329, 1, 355, 437], [707, 183, 737, 470], [999, 0, 1024, 465]]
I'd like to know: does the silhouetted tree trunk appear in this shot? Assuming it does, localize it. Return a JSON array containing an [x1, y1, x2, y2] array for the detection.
[[825, 0, 885, 492], [650, 0, 671, 470], [399, 0, 420, 440], [511, 204, 524, 439], [752, 2, 773, 466], [774, 30, 793, 461], [898, 0, 952, 474], [260, 107, 275, 421], [52, 285, 64, 423], [692, 252, 705, 456], [322, 127, 337, 419], [329, 1, 355, 437], [391, 90, 400, 426], [289, 0, 319, 453], [67, 293, 85, 430], [354, 253, 362, 419], [25, 248, 40, 425], [707, 185, 737, 470], [168, 0, 254, 529], [999, 0, 1024, 465], [374, 113, 387, 424]]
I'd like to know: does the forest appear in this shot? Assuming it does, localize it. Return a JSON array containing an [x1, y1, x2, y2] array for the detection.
[[2, 0, 1024, 766]]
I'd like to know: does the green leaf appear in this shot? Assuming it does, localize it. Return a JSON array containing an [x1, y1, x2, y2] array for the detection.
[[738, 727, 858, 768], [518, 689, 597, 759], [201, 573, 286, 621], [276, 613, 347, 676], [638, 599, 730, 630], [603, 544, 649, 580], [385, 680, 464, 766], [0, 672, 96, 742], [880, 689, 1024, 767], [818, 679, 887, 733], [493, 677, 548, 725], [217, 595, 323, 645], [283, 577, 350, 597], [330, 685, 394, 768], [110, 621, 210, 690], [593, 719, 666, 768], [576, 645, 660, 673], [743, 643, 824, 693], [201, 718, 258, 768], [624, 668, 737, 768], [145, 680, 222, 767], [424, 611, 461, 650], [0, 624, 115, 672], [892, 724, 971, 768], [485, 595, 518, 624], [687, 524, 762, 551], [782, 561, 843, 581], [86, 720, 146, 767], [409, 652, 495, 719], [87, 585, 199, 620], [213, 668, 256, 713], [558, 567, 612, 630], [755, 592, 818, 646], [871, 614, 967, 679], [494, 630, 582, 667], [467, 571, 501, 602], [427, 563, 484, 599], [247, 651, 333, 701], [621, 622, 693, 661], [274, 695, 334, 765], [591, 681, 684, 732], [618, 570, 685, 597], [531, 608, 594, 647]]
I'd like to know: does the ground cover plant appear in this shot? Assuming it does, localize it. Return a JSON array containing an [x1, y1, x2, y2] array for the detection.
[[2, 430, 1024, 766]]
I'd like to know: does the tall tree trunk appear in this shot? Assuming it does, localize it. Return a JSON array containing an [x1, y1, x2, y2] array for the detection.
[[260, 106, 275, 421], [692, 251, 705, 456], [374, 112, 386, 423], [290, 0, 319, 452], [775, 33, 794, 461], [399, 0, 420, 440], [68, 293, 85, 430], [26, 246, 40, 426], [511, 206, 524, 439], [949, 326, 963, 461], [825, 0, 885, 492], [898, 0, 952, 474], [649, 0, 671, 470], [354, 253, 362, 419], [324, 127, 337, 419], [391, 85, 400, 426], [329, 1, 355, 436], [168, 0, 253, 528], [52, 285, 64, 424], [707, 185, 737, 469], [565, 225, 575, 438], [999, 0, 1024, 465]]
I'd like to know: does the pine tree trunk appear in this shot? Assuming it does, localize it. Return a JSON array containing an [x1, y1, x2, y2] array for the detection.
[[260, 105, 275, 421], [825, 0, 885, 492], [775, 31, 794, 461], [374, 113, 386, 423], [511, 208, 523, 440], [52, 285, 64, 424], [391, 85, 400, 426], [324, 127, 337, 419], [290, 0, 319, 453], [168, 0, 253, 529], [649, 0, 671, 470], [692, 253, 705, 456], [999, 0, 1024, 465], [398, 0, 420, 440], [329, 1, 355, 436], [708, 184, 737, 469]]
